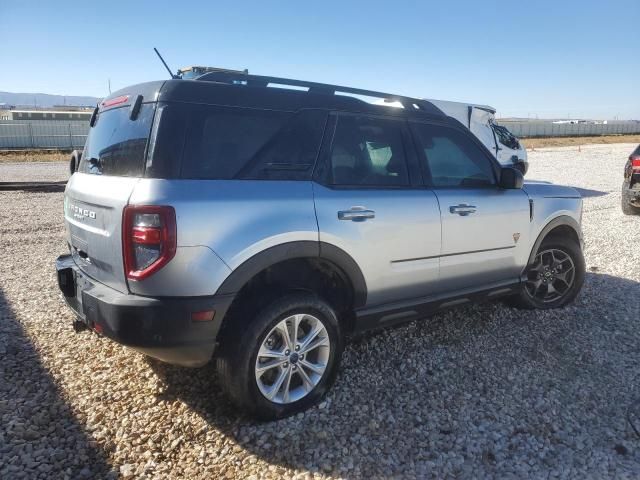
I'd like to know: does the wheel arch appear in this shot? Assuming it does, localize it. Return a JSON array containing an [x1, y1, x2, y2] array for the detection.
[[215, 241, 367, 309], [528, 215, 583, 265]]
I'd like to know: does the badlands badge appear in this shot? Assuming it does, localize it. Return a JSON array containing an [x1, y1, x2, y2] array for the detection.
[[513, 232, 521, 244]]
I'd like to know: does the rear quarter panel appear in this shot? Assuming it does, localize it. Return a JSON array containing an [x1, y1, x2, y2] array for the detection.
[[128, 179, 318, 296]]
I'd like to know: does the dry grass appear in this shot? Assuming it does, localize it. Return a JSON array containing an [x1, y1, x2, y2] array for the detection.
[[0, 150, 71, 163], [522, 135, 640, 149]]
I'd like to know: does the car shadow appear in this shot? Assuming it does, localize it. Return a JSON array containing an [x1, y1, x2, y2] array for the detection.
[[0, 286, 115, 478], [148, 272, 640, 477]]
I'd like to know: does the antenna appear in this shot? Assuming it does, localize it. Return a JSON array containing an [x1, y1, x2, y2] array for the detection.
[[154, 48, 177, 79]]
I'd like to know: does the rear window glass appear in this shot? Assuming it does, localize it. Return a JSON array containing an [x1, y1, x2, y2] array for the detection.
[[180, 106, 326, 180], [79, 104, 154, 176], [328, 115, 410, 187]]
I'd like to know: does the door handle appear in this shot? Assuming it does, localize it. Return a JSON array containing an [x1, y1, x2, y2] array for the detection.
[[449, 204, 477, 216], [338, 208, 375, 221]]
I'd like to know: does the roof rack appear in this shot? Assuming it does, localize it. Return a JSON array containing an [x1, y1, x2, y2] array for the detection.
[[178, 66, 249, 80], [195, 70, 441, 115]]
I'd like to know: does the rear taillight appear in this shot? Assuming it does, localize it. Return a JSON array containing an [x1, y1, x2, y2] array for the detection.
[[123, 205, 176, 281], [631, 155, 640, 172]]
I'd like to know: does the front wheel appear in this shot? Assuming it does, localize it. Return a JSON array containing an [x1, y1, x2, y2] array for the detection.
[[216, 293, 344, 420], [511, 235, 585, 309]]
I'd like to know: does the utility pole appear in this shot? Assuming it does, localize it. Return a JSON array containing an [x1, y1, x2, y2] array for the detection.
[[108, 79, 112, 95]]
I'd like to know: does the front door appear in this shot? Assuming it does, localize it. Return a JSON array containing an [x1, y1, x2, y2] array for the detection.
[[410, 121, 531, 292], [313, 113, 442, 307]]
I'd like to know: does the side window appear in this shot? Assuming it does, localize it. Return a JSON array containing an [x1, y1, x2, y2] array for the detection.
[[238, 109, 327, 180], [328, 115, 409, 187], [180, 106, 325, 180], [411, 123, 497, 188]]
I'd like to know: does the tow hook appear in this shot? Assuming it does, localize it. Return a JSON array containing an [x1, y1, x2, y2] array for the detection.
[[73, 320, 87, 333]]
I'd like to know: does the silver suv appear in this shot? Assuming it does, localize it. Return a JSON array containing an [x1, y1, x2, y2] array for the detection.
[[56, 72, 585, 419]]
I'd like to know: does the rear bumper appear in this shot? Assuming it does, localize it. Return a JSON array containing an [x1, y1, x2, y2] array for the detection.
[[55, 254, 234, 367]]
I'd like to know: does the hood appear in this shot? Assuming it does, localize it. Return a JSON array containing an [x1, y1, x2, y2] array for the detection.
[[522, 180, 581, 199]]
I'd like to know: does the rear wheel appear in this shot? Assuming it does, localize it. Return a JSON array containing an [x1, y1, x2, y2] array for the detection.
[[621, 181, 640, 215], [216, 292, 343, 419], [511, 235, 585, 309]]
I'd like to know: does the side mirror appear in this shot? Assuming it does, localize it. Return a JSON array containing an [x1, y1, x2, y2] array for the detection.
[[499, 167, 524, 189]]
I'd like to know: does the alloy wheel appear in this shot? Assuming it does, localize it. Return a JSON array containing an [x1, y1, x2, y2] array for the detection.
[[524, 248, 576, 303], [255, 313, 331, 404]]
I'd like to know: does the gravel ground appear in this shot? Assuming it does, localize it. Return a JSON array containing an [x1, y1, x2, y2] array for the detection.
[[1, 143, 640, 479], [0, 161, 69, 182]]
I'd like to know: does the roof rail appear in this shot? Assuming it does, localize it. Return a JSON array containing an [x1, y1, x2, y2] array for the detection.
[[195, 70, 441, 115]]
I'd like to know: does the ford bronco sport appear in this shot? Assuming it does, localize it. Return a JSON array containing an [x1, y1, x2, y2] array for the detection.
[[56, 71, 585, 419]]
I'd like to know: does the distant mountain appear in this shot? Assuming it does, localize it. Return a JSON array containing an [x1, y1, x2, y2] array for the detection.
[[0, 91, 102, 108]]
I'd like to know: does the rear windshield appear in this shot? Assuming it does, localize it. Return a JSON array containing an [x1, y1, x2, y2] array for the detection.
[[79, 104, 155, 176]]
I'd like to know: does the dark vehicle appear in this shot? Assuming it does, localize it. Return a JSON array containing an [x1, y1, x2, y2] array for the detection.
[[622, 144, 640, 215]]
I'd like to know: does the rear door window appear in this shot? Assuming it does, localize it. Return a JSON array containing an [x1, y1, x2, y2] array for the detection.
[[327, 115, 409, 187], [79, 104, 155, 176], [180, 106, 326, 180]]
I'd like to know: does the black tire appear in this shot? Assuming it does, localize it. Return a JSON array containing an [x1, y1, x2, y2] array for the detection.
[[215, 292, 344, 420], [69, 153, 77, 175], [515, 161, 528, 175], [621, 181, 640, 215], [69, 150, 81, 175], [511, 235, 585, 309]]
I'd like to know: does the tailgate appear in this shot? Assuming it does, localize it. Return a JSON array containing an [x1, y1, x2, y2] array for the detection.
[[64, 174, 139, 293], [64, 87, 159, 293]]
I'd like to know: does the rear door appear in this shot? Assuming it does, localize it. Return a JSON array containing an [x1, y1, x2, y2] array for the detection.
[[65, 99, 156, 293], [410, 121, 530, 292], [313, 113, 442, 307]]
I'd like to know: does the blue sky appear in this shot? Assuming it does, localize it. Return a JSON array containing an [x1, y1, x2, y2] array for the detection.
[[2, 0, 638, 119]]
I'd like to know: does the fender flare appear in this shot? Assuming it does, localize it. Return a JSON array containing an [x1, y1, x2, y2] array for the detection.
[[528, 215, 583, 265], [215, 241, 368, 308]]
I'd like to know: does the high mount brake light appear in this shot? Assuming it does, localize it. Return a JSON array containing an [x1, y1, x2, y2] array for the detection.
[[101, 95, 130, 108], [123, 206, 176, 281]]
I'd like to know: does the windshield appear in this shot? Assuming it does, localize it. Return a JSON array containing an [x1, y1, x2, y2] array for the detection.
[[492, 124, 521, 150], [79, 104, 155, 176]]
